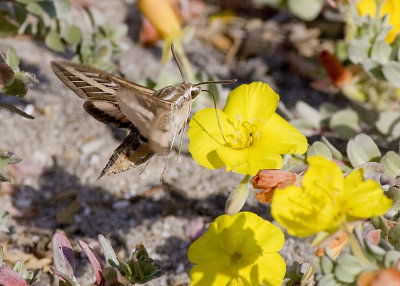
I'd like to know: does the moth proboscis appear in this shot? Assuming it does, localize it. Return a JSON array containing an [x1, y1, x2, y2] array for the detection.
[[51, 45, 236, 178]]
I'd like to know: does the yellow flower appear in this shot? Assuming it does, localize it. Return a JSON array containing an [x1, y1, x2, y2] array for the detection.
[[188, 212, 286, 286], [271, 156, 393, 237], [188, 82, 308, 176], [357, 0, 400, 43]]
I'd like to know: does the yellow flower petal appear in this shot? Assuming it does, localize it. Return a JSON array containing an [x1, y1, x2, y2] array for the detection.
[[188, 108, 235, 170], [222, 82, 279, 123], [188, 212, 286, 286], [256, 113, 308, 155], [342, 169, 393, 218], [190, 263, 232, 286], [237, 254, 286, 286], [357, 0, 376, 17], [271, 185, 341, 237], [302, 155, 344, 199], [217, 145, 283, 175]]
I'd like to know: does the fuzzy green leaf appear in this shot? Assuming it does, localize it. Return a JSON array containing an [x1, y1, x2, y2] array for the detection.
[[287, 0, 323, 21], [6, 48, 20, 72], [330, 109, 360, 139], [383, 61, 400, 88], [334, 255, 363, 283], [348, 39, 371, 64], [63, 25, 82, 45], [98, 235, 119, 268], [295, 101, 321, 129], [307, 141, 332, 159], [384, 250, 400, 268], [371, 41, 392, 64], [389, 225, 400, 251], [376, 111, 400, 136], [321, 137, 343, 160], [381, 151, 400, 178], [347, 134, 381, 167], [45, 30, 65, 52]]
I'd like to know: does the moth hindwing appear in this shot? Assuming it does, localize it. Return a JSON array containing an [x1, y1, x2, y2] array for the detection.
[[51, 60, 201, 177]]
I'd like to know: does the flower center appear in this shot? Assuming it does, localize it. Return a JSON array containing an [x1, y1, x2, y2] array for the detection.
[[230, 251, 243, 263], [225, 117, 264, 150]]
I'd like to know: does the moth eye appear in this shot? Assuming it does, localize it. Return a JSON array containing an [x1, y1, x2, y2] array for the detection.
[[191, 89, 200, 98]]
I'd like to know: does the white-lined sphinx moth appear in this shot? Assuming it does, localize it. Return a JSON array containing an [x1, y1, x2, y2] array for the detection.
[[51, 47, 235, 178]]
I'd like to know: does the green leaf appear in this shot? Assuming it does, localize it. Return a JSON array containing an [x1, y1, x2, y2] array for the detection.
[[45, 30, 65, 52], [334, 255, 362, 283], [295, 101, 321, 129], [347, 133, 381, 167], [1, 78, 28, 96], [25, 2, 46, 16], [63, 25, 82, 45], [54, 0, 71, 18], [371, 41, 392, 64], [376, 111, 400, 136], [348, 39, 371, 64], [307, 141, 332, 159], [287, 0, 323, 21], [321, 136, 343, 160], [98, 235, 119, 268], [382, 61, 400, 88], [388, 225, 400, 251], [6, 48, 20, 72], [330, 109, 360, 139], [381, 151, 400, 178], [0, 63, 15, 89], [14, 71, 39, 85], [384, 251, 400, 268]]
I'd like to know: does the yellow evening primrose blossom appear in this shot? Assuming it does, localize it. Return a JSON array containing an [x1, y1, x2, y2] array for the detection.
[[271, 156, 393, 238], [188, 82, 308, 176], [188, 212, 286, 286], [357, 0, 400, 43]]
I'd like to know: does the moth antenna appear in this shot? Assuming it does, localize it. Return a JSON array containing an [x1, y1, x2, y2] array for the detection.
[[171, 43, 186, 82], [201, 89, 231, 146], [194, 79, 237, 86]]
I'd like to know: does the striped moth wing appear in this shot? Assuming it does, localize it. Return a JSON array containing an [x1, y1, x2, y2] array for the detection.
[[51, 61, 180, 177]]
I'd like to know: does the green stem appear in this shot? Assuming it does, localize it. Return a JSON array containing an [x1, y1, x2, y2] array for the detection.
[[225, 175, 251, 215]]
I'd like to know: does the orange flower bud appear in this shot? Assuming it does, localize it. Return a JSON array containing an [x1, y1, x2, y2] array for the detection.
[[315, 231, 348, 258], [357, 268, 400, 286], [137, 0, 181, 40], [251, 169, 298, 204], [320, 50, 352, 88]]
